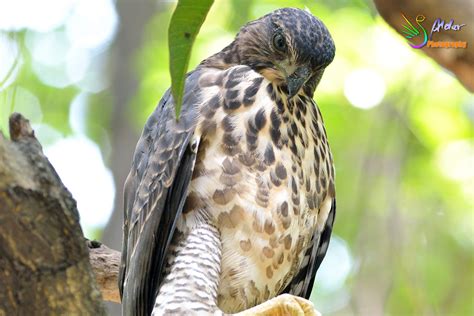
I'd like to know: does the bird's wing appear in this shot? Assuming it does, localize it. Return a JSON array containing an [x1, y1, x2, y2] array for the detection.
[[282, 198, 336, 299], [401, 14, 420, 39], [119, 70, 203, 316]]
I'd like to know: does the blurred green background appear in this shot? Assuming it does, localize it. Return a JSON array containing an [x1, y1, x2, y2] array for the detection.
[[0, 0, 472, 315]]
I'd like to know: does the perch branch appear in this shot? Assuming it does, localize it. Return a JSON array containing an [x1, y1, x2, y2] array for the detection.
[[87, 240, 122, 303], [0, 113, 105, 315]]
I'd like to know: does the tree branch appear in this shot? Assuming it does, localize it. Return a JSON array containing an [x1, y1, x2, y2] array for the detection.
[[0, 113, 105, 315], [87, 240, 121, 303]]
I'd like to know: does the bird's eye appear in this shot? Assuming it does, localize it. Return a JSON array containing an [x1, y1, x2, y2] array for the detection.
[[272, 33, 287, 52]]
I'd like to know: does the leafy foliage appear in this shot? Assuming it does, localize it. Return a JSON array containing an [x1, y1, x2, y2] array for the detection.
[[168, 0, 214, 118]]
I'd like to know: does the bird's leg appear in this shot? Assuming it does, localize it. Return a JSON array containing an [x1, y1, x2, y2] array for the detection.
[[152, 223, 223, 315], [233, 294, 321, 316], [151, 221, 319, 316]]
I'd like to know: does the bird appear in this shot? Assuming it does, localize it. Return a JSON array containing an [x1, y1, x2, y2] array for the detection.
[[119, 7, 336, 316]]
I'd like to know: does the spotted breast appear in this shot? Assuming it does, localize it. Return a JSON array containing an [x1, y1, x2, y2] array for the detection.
[[175, 65, 335, 313]]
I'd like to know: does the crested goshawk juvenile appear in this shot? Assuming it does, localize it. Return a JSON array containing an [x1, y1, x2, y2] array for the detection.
[[119, 7, 336, 316]]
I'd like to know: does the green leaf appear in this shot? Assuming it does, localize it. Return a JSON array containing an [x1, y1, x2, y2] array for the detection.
[[168, 0, 214, 119]]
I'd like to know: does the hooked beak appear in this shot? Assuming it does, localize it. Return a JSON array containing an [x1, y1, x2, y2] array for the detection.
[[287, 66, 311, 99]]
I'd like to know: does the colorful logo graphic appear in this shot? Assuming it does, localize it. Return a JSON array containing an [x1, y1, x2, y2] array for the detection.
[[401, 14, 428, 48], [401, 14, 467, 49]]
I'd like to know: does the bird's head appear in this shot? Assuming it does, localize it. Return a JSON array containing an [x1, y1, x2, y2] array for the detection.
[[232, 8, 335, 98]]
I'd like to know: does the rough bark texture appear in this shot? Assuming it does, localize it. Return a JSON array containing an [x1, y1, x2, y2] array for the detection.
[[374, 0, 474, 92], [87, 240, 121, 303], [0, 114, 105, 315]]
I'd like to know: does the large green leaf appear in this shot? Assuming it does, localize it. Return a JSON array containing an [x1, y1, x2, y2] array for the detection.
[[168, 0, 214, 118]]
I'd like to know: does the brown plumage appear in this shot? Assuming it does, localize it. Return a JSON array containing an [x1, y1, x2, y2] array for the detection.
[[120, 7, 336, 316]]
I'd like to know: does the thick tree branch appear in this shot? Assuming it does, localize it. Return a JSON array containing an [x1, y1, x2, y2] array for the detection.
[[0, 113, 105, 315], [87, 240, 121, 303], [374, 0, 474, 92]]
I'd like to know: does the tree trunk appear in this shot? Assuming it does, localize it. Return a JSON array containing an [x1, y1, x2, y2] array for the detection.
[[0, 114, 105, 315]]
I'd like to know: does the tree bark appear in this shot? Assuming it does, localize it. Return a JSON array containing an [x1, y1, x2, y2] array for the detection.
[[374, 0, 474, 92], [87, 240, 121, 303], [0, 114, 105, 315]]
